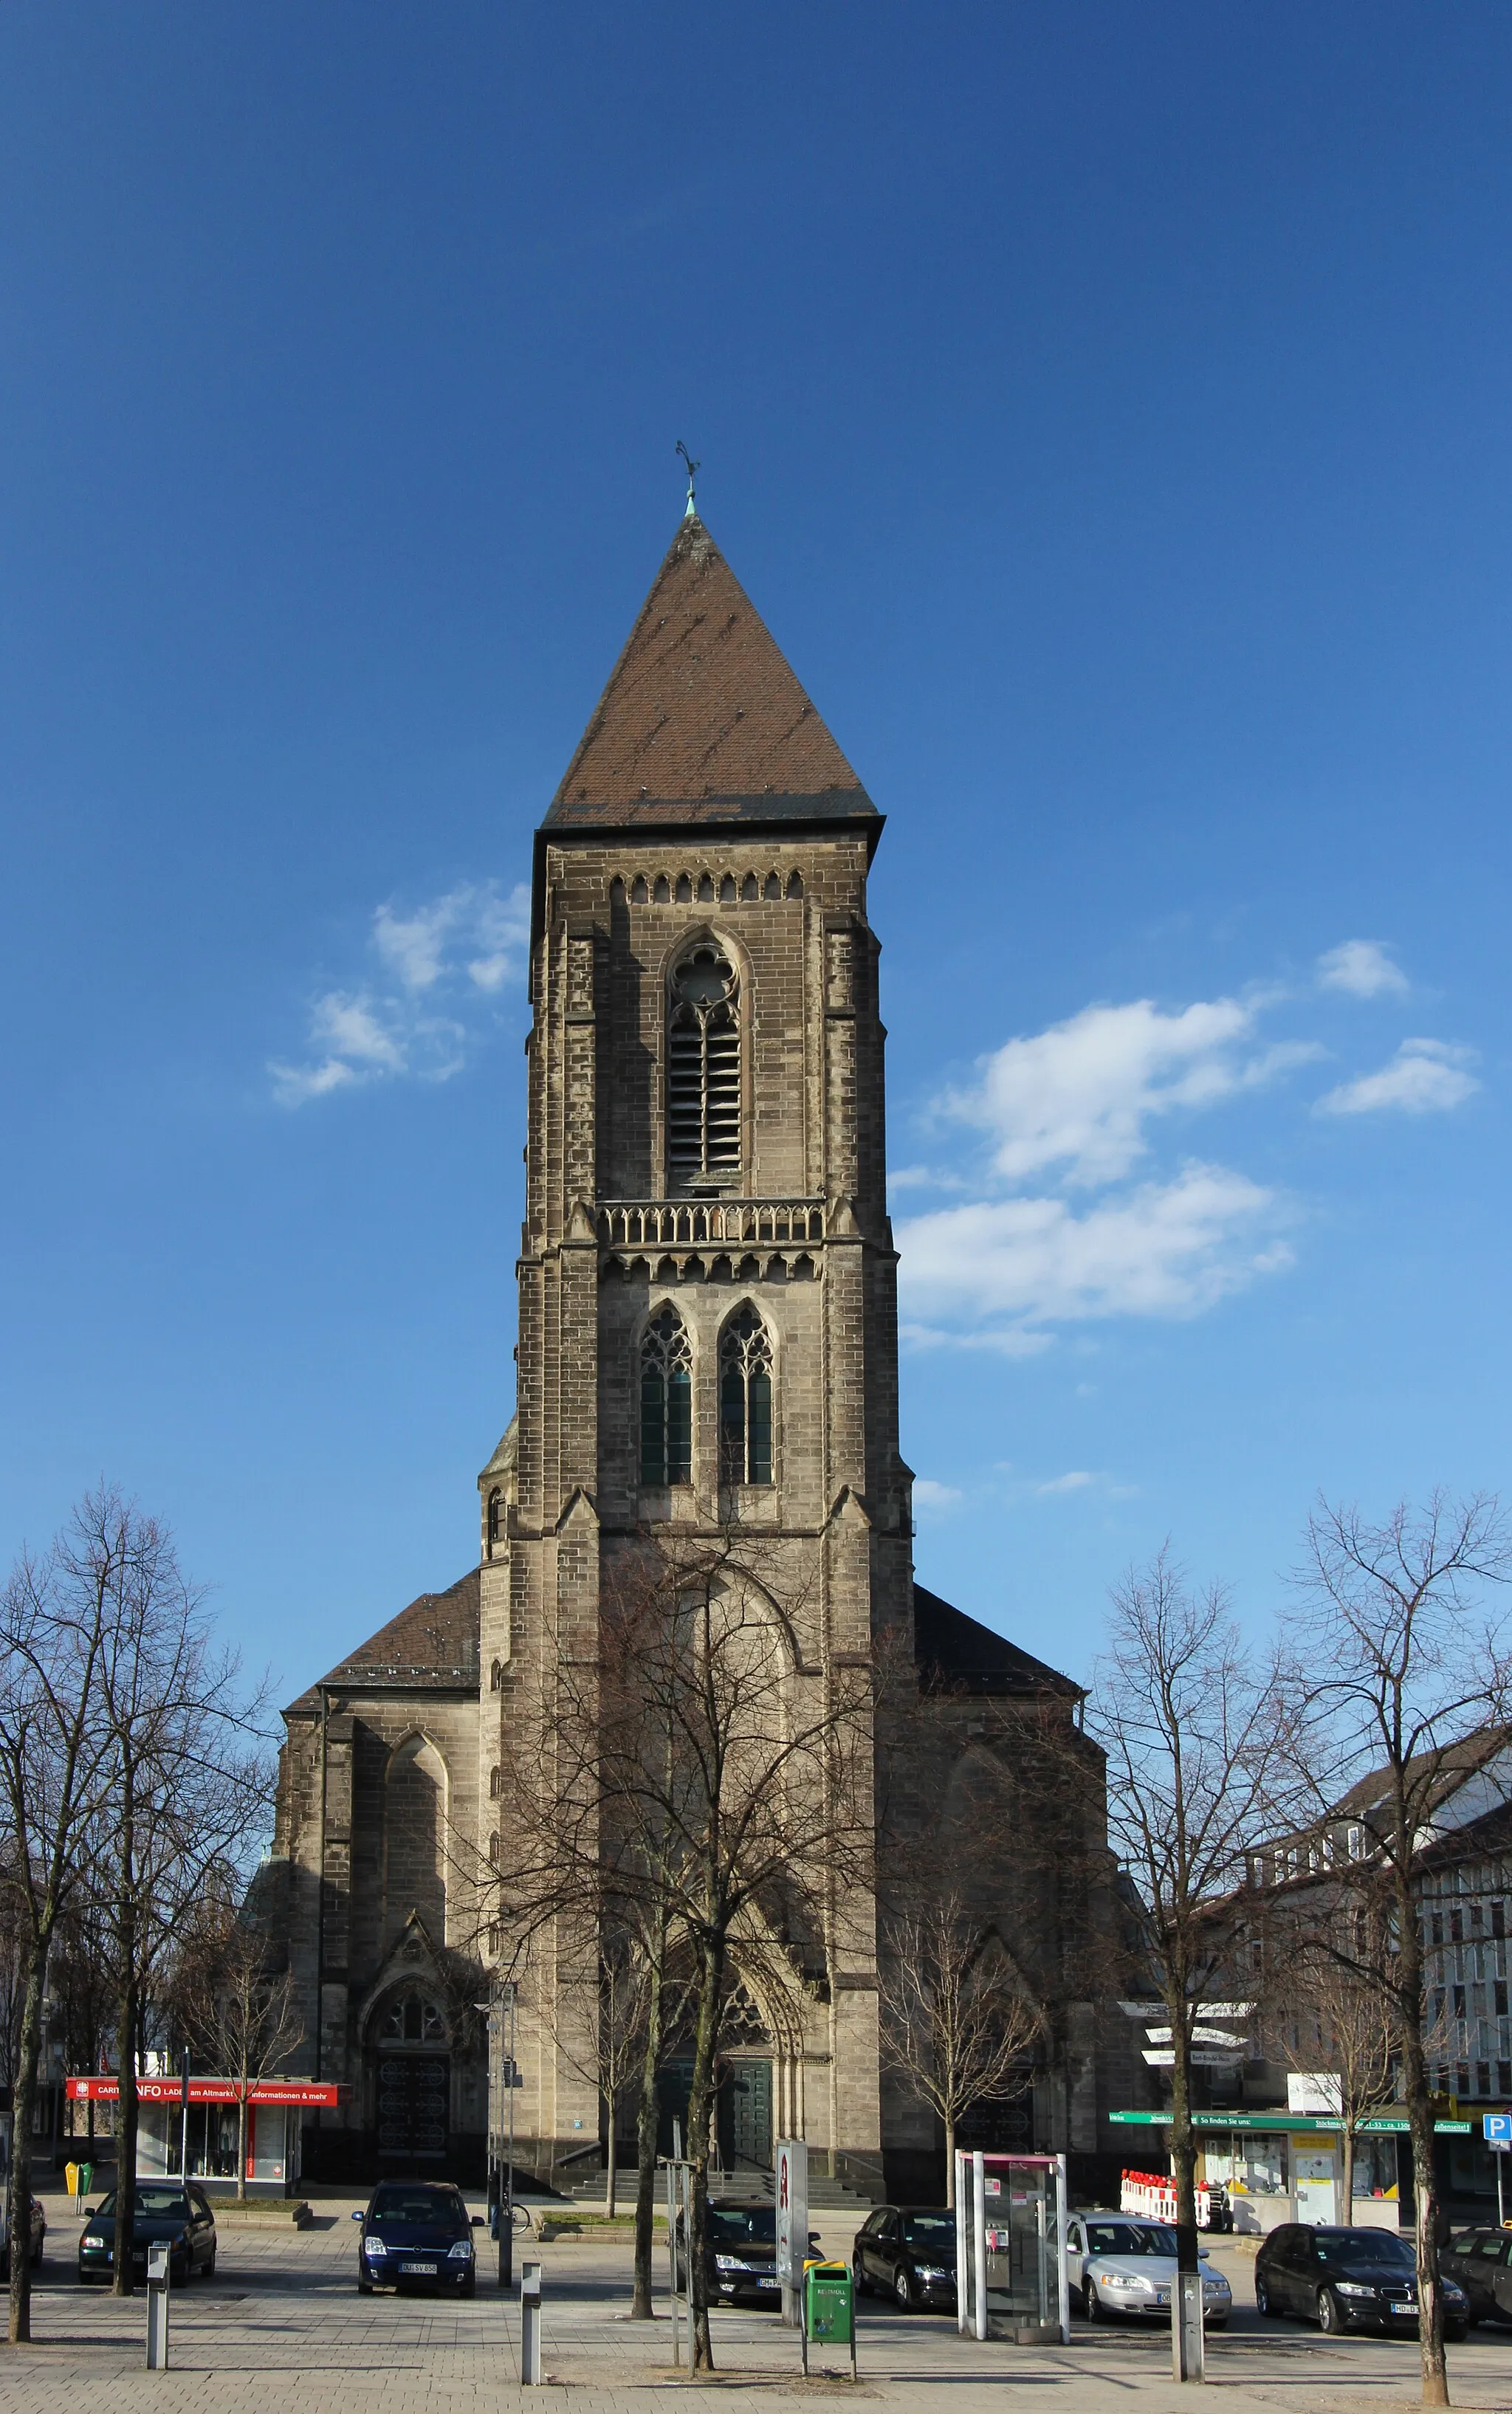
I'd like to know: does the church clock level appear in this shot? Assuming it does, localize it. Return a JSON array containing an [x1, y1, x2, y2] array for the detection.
[[266, 509, 1110, 2195]]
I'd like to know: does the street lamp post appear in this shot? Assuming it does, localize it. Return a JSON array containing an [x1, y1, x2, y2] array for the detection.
[[500, 1982, 517, 2291], [486, 1977, 519, 2291]]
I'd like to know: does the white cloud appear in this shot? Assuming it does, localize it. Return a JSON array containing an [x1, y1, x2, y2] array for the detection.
[[913, 1478, 963, 1514], [1317, 939, 1409, 1000], [1317, 1039, 1479, 1118], [896, 1165, 1290, 1347], [948, 997, 1276, 1189], [1037, 1471, 1095, 1495], [900, 1322, 1055, 1358], [272, 880, 530, 1105]]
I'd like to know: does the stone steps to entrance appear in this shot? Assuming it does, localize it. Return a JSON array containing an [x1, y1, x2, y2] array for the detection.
[[561, 2162, 880, 2210]]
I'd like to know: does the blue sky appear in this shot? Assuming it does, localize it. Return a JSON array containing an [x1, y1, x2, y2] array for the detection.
[[3, 3, 1511, 1704]]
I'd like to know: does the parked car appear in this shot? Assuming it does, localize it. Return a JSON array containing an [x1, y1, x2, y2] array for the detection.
[[851, 2206, 958, 2312], [0, 2195, 46, 2278], [1065, 2212, 1231, 2328], [674, 2200, 819, 2308], [352, 2182, 483, 2295], [1254, 2224, 1468, 2339], [78, 2182, 216, 2284], [1442, 2226, 1512, 2325]]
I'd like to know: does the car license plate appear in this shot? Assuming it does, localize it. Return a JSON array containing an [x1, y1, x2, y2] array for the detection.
[[1155, 2290, 1169, 2305], [1389, 2300, 1415, 2314], [757, 2275, 779, 2289], [400, 2261, 437, 2275]]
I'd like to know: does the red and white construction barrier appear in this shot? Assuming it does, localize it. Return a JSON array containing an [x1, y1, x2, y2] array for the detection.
[[1120, 2170, 1221, 2226]]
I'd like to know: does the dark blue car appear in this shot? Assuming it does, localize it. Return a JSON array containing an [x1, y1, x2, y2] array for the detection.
[[352, 2181, 482, 2294]]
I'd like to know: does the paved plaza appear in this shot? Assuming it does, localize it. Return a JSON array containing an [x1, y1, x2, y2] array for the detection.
[[7, 2190, 1512, 2413]]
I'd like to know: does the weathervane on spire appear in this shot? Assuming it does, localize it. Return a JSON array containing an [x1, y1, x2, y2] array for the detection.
[[676, 440, 701, 519]]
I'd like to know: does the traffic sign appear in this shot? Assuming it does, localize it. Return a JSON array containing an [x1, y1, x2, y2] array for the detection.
[[1484, 2113, 1512, 2143]]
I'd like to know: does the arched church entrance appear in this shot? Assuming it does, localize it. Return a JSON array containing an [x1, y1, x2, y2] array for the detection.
[[658, 1980, 776, 2173], [369, 1986, 451, 2174]]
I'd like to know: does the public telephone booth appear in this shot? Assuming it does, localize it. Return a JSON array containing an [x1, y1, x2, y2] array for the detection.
[[954, 2150, 1069, 2343]]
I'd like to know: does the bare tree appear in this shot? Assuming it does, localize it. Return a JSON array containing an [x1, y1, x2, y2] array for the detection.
[[83, 1497, 271, 2294], [520, 1925, 653, 2218], [47, 1894, 114, 2156], [490, 1526, 873, 2373], [1282, 1491, 1512, 2410], [0, 1498, 120, 2345], [879, 1889, 1042, 2206], [1090, 1547, 1289, 2385], [1266, 1917, 1405, 2212], [168, 1885, 303, 2202]]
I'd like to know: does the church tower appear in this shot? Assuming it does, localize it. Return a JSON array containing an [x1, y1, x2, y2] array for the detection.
[[482, 507, 914, 2186]]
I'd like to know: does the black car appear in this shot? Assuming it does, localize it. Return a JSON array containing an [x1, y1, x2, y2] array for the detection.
[[675, 2201, 819, 2308], [1441, 2226, 1512, 2325], [1254, 2223, 1468, 2339], [353, 2181, 483, 2294], [78, 2182, 217, 2284], [0, 2194, 46, 2278], [852, 2204, 958, 2312]]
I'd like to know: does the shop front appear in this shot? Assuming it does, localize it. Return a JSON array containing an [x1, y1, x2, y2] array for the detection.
[[1111, 2110, 1471, 2235], [66, 2077, 346, 2197]]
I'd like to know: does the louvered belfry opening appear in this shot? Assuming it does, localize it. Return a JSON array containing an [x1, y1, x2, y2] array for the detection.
[[668, 941, 740, 1189]]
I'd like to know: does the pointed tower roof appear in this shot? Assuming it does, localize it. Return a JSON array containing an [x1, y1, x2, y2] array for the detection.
[[542, 515, 879, 841]]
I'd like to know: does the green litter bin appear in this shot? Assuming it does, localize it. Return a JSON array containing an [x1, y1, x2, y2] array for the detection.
[[803, 2260, 856, 2374]]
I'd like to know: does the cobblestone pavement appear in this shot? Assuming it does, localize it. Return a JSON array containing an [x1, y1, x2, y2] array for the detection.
[[7, 2193, 1512, 2413]]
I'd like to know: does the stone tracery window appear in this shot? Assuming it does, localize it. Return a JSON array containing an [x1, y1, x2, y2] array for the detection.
[[667, 943, 740, 1189], [719, 1303, 773, 1487], [641, 1304, 693, 1486], [379, 1989, 448, 2045]]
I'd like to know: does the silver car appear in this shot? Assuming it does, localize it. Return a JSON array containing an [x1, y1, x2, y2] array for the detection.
[[1066, 2212, 1231, 2328]]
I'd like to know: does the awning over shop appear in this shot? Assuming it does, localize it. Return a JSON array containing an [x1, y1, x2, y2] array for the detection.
[[1112, 2108, 1470, 2134]]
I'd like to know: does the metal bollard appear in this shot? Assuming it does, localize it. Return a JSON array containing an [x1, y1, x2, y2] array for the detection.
[[519, 2257, 543, 2385], [145, 2239, 171, 2370]]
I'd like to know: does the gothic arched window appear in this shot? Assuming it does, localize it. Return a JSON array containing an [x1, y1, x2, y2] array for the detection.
[[719, 1303, 773, 1487], [641, 1305, 693, 1486], [668, 943, 740, 1188], [487, 1488, 503, 1547]]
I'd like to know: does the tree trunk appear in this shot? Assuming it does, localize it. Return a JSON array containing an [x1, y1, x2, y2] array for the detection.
[[1341, 2125, 1356, 2220], [605, 2129, 617, 2219], [236, 2091, 248, 2204], [1167, 1989, 1202, 2385], [944, 2111, 956, 2210], [7, 1941, 45, 2344], [630, 1936, 667, 2320], [1398, 1864, 1449, 2407], [112, 1938, 139, 2297], [684, 1933, 724, 2375]]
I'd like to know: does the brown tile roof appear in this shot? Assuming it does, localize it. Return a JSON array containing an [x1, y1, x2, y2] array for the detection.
[[316, 1569, 480, 1691], [543, 514, 879, 834]]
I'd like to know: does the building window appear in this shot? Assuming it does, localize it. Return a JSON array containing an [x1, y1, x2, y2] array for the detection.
[[667, 943, 740, 1188], [489, 1659, 504, 1691], [490, 1765, 503, 1799], [380, 1990, 447, 2045], [640, 1305, 693, 1485], [487, 1488, 503, 1547], [719, 1304, 773, 1486]]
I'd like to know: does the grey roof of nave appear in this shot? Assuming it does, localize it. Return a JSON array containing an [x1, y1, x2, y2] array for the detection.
[[912, 1583, 1082, 1699], [287, 1570, 481, 1707], [284, 1567, 1075, 1713]]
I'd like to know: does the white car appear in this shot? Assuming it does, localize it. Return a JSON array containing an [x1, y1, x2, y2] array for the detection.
[[1066, 2213, 1231, 2328]]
